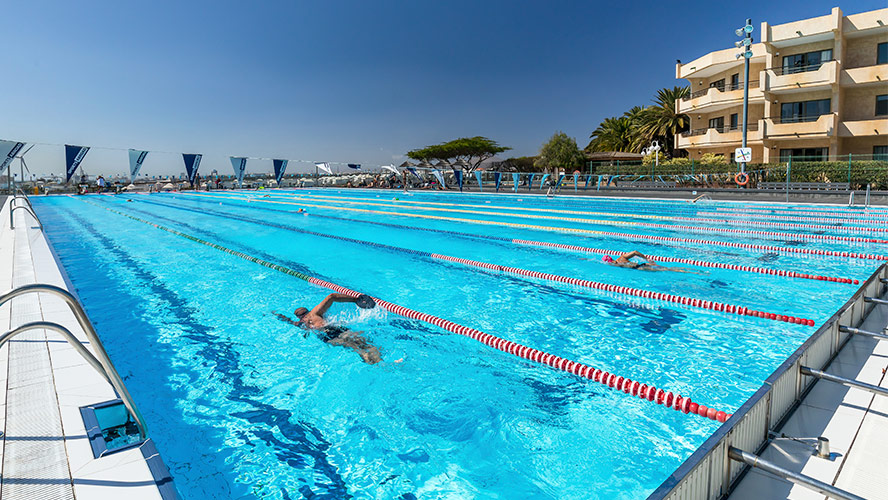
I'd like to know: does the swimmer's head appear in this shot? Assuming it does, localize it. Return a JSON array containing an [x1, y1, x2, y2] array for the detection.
[[294, 307, 309, 319], [602, 255, 614, 263]]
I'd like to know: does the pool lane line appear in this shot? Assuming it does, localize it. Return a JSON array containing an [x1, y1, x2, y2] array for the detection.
[[167, 193, 860, 285], [185, 192, 888, 262], [241, 191, 888, 245], [129, 195, 818, 325], [271, 191, 888, 233], [76, 196, 732, 423], [698, 211, 888, 226]]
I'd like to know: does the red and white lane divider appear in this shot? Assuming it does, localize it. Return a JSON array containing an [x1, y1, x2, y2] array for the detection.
[[699, 211, 888, 226], [676, 216, 888, 234], [429, 254, 815, 326], [712, 207, 888, 219], [510, 239, 859, 285], [309, 277, 732, 422], [635, 222, 888, 245]]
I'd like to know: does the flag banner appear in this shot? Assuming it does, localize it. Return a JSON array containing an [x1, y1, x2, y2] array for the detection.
[[454, 170, 463, 191], [128, 149, 148, 182], [556, 174, 565, 188], [511, 173, 519, 193], [381, 165, 400, 175], [347, 163, 361, 170], [65, 145, 91, 182], [494, 172, 502, 192], [431, 169, 446, 188], [527, 173, 535, 191], [585, 175, 593, 189], [407, 167, 422, 180], [230, 157, 248, 186], [573, 173, 579, 191], [182, 153, 202, 186], [474, 171, 483, 191], [539, 174, 549, 189], [315, 162, 333, 175], [273, 159, 288, 184], [0, 140, 25, 174]]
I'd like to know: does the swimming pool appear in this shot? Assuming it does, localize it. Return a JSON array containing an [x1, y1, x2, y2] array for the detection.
[[32, 190, 882, 499]]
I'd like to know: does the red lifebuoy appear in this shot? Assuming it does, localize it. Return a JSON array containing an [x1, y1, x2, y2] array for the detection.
[[735, 172, 749, 186]]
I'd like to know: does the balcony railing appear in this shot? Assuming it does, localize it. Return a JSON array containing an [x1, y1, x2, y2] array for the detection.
[[773, 115, 826, 124], [768, 60, 833, 76], [682, 123, 759, 137], [683, 81, 759, 101]]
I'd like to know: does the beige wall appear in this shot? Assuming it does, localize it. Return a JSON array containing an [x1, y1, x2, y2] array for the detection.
[[844, 34, 888, 69], [840, 136, 888, 156], [842, 87, 887, 121], [689, 105, 764, 130], [689, 63, 766, 90]]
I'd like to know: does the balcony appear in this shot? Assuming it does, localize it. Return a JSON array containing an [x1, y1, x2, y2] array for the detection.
[[678, 81, 763, 113], [838, 118, 888, 137], [763, 113, 836, 139], [840, 64, 888, 87], [763, 60, 838, 93], [677, 122, 762, 149]]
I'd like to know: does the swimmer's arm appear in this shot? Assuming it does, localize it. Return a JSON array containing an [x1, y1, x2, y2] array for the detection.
[[311, 293, 360, 317]]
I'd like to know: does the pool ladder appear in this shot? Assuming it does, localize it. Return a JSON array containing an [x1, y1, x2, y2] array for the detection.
[[0, 283, 149, 440], [9, 189, 41, 230]]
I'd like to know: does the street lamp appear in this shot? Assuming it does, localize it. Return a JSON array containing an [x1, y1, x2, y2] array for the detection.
[[642, 140, 661, 178], [735, 19, 754, 174]]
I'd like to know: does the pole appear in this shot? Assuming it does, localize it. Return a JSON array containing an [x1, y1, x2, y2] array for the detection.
[[848, 153, 852, 184], [786, 157, 791, 203], [740, 18, 752, 175]]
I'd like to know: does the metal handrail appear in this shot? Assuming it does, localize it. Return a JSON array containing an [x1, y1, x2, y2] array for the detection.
[[0, 284, 148, 440], [728, 447, 864, 500], [9, 204, 42, 230], [767, 60, 833, 76], [800, 365, 888, 398], [683, 80, 760, 100]]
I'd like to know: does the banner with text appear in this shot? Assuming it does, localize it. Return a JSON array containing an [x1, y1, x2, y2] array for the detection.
[[273, 159, 288, 184], [128, 149, 149, 182], [65, 145, 90, 182], [230, 157, 248, 186], [182, 153, 202, 186], [315, 162, 333, 175], [0, 140, 25, 175]]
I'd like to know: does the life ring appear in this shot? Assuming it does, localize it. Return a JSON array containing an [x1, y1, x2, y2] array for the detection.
[[735, 172, 749, 186]]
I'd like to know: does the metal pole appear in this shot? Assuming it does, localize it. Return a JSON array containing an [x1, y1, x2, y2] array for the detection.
[[801, 366, 888, 398], [728, 447, 865, 500], [848, 153, 852, 184], [840, 325, 888, 341], [786, 158, 791, 203], [740, 19, 752, 175]]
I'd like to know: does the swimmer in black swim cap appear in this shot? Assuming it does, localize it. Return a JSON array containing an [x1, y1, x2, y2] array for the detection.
[[275, 293, 381, 364]]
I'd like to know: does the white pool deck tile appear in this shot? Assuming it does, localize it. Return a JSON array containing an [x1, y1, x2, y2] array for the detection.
[[0, 199, 167, 500], [730, 290, 888, 500]]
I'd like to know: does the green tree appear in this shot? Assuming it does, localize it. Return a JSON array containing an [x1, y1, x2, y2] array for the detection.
[[407, 136, 511, 172], [501, 156, 541, 171], [637, 86, 690, 158], [535, 131, 585, 173], [586, 116, 636, 153]]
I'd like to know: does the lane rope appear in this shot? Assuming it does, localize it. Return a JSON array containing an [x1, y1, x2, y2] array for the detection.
[[75, 195, 732, 422]]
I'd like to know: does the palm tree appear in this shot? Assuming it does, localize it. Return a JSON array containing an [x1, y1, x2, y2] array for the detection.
[[637, 86, 690, 157], [586, 116, 636, 153]]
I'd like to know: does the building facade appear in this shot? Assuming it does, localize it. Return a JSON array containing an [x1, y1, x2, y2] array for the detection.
[[675, 7, 887, 163]]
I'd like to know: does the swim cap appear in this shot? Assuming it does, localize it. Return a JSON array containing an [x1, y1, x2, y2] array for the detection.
[[602, 255, 613, 263]]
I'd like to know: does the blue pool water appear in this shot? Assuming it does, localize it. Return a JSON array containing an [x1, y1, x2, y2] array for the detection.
[[32, 191, 881, 499]]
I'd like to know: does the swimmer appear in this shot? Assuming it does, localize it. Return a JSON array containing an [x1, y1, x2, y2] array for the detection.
[[274, 293, 381, 364], [602, 251, 702, 274]]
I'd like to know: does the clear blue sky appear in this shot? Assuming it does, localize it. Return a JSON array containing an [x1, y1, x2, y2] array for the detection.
[[1, 1, 882, 178]]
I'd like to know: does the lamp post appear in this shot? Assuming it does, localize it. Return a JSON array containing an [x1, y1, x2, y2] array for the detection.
[[642, 140, 660, 178], [735, 19, 754, 174]]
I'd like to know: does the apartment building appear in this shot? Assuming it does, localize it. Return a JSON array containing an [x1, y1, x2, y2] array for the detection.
[[675, 7, 887, 163]]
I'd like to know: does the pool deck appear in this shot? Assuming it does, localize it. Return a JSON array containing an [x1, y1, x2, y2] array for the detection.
[[729, 292, 888, 500], [0, 197, 175, 499]]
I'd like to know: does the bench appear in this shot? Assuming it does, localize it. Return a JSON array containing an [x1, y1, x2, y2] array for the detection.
[[759, 182, 850, 191], [625, 181, 677, 189]]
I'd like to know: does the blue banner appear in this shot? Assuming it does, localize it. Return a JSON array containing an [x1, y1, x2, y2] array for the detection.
[[573, 173, 579, 191], [527, 173, 535, 191], [539, 174, 549, 189], [556, 174, 565, 188], [407, 167, 422, 180], [454, 170, 463, 191], [65, 145, 90, 183], [585, 175, 592, 189], [431, 169, 446, 188], [273, 159, 288, 184], [512, 173, 519, 193], [494, 172, 502, 192], [182, 153, 202, 186], [230, 157, 248, 186], [128, 150, 148, 182], [0, 141, 25, 175], [474, 171, 483, 191], [347, 163, 361, 170]]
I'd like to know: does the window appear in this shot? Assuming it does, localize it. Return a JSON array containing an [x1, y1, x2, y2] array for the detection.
[[709, 116, 724, 130], [875, 146, 888, 161], [877, 95, 888, 116], [782, 49, 833, 74], [781, 99, 831, 123], [879, 43, 887, 65], [730, 73, 740, 91], [709, 78, 725, 91], [730, 113, 739, 130], [779, 148, 828, 162]]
